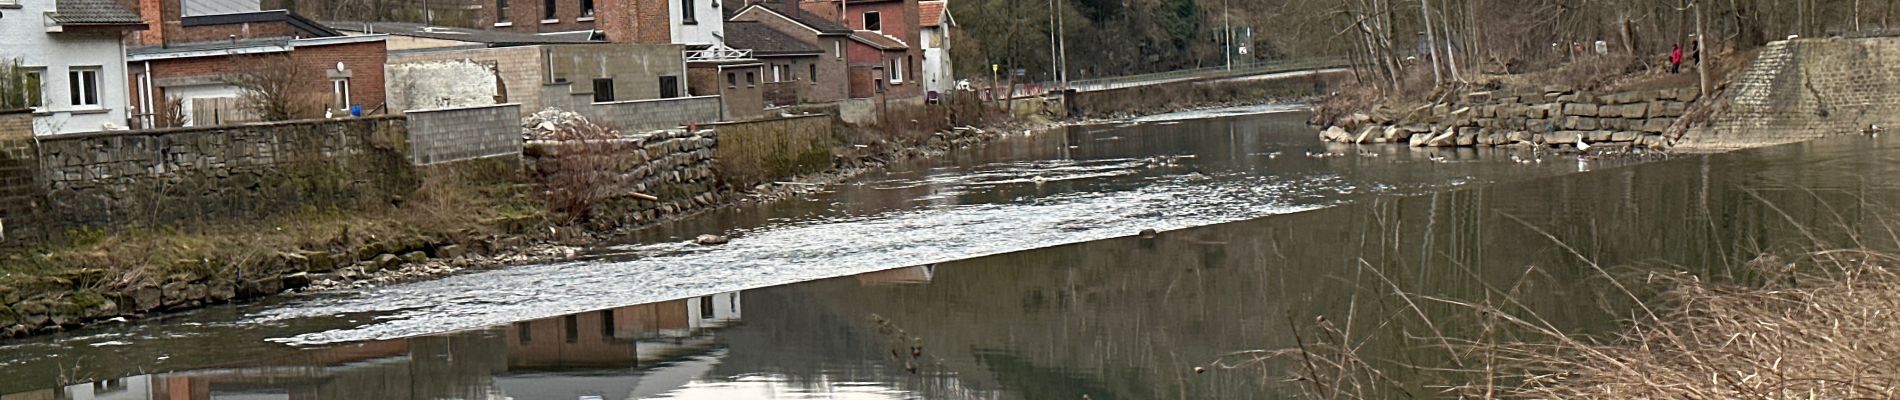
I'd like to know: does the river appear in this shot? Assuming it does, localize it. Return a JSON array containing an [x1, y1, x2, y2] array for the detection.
[[9, 107, 1885, 399]]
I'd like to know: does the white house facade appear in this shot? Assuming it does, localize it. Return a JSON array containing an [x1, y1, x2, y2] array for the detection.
[[918, 0, 953, 97], [673, 0, 725, 46], [0, 0, 145, 135]]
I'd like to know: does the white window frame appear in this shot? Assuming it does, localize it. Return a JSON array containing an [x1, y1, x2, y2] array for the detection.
[[834, 41, 842, 59], [332, 78, 351, 110], [863, 11, 881, 32], [890, 59, 903, 83], [68, 67, 101, 108]]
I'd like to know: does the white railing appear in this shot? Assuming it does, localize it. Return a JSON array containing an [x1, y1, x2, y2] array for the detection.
[[685, 45, 753, 62]]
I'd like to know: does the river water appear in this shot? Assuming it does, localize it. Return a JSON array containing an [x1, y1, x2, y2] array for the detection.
[[6, 108, 1889, 399]]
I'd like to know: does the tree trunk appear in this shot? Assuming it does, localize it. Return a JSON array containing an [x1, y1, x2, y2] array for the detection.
[[1421, 0, 1443, 85], [1696, 0, 1710, 97]]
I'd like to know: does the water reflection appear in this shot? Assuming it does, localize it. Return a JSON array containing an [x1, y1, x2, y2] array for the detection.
[[3, 293, 750, 400]]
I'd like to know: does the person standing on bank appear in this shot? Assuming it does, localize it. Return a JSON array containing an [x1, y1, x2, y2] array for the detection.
[[1671, 44, 1685, 74]]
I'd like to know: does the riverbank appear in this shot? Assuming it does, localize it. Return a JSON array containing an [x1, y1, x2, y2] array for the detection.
[[0, 89, 1319, 341]]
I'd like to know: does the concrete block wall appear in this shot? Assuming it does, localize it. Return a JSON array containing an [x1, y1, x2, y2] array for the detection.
[[711, 114, 833, 186], [406, 104, 524, 165], [389, 47, 545, 113], [29, 117, 416, 241], [568, 96, 723, 132], [1681, 38, 1900, 149]]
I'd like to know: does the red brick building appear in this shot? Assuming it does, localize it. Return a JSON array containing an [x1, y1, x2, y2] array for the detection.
[[795, 0, 923, 100], [729, 1, 853, 103], [124, 0, 387, 127]]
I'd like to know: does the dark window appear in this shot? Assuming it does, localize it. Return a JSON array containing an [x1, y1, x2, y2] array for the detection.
[[727, 72, 736, 88], [699, 296, 715, 319], [516, 322, 532, 344], [680, 0, 696, 24], [68, 68, 100, 107], [600, 310, 616, 338], [809, 64, 817, 82], [563, 315, 579, 343], [659, 76, 680, 98], [863, 11, 881, 31], [579, 0, 593, 17], [495, 0, 509, 22], [543, 0, 555, 20], [592, 78, 614, 102], [745, 72, 755, 87]]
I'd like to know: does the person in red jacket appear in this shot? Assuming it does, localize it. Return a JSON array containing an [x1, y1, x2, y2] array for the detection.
[[1671, 44, 1685, 74]]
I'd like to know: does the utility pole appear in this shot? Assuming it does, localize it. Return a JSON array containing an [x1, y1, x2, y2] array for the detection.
[[1056, 0, 1067, 88], [1223, 0, 1232, 71], [1048, 0, 1059, 88]]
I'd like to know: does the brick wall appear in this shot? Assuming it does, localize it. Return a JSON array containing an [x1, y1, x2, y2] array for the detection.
[[1681, 38, 1900, 149], [28, 117, 416, 242], [0, 111, 39, 243], [597, 0, 670, 44], [390, 46, 546, 112], [406, 104, 523, 165], [710, 114, 831, 186], [145, 40, 388, 123], [729, 10, 852, 103]]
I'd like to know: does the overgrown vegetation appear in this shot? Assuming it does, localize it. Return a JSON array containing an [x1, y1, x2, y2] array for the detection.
[[0, 58, 42, 111]]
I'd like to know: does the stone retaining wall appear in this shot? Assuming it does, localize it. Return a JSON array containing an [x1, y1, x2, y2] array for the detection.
[[524, 129, 723, 231], [1324, 87, 1699, 149], [1679, 38, 1900, 149], [31, 118, 417, 242], [712, 115, 834, 187]]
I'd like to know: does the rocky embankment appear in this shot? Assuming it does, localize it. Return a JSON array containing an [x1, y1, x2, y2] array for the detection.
[[1322, 87, 1702, 150]]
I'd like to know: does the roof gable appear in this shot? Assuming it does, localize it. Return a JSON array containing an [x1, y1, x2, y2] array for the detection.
[[733, 3, 853, 35], [726, 21, 823, 56], [920, 1, 952, 28]]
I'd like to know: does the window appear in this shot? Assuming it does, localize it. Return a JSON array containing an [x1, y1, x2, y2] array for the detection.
[[863, 11, 881, 31], [726, 72, 736, 88], [495, 0, 509, 23], [591, 78, 614, 102], [809, 64, 817, 83], [542, 0, 556, 21], [659, 76, 680, 98], [14, 68, 43, 109], [600, 310, 616, 338], [834, 41, 842, 59], [680, 0, 695, 24], [745, 72, 755, 87], [516, 322, 532, 344], [699, 296, 714, 319], [579, 0, 593, 18], [68, 67, 100, 107], [331, 78, 351, 109], [890, 58, 902, 83], [563, 315, 579, 343], [770, 65, 783, 82]]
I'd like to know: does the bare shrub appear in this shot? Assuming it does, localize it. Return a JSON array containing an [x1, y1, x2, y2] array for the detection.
[[224, 55, 324, 121], [525, 116, 622, 225]]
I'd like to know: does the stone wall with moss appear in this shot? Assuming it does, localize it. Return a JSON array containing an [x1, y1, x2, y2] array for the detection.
[[27, 117, 418, 244], [712, 115, 833, 187]]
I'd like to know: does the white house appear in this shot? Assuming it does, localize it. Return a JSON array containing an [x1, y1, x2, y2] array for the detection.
[[0, 0, 145, 135], [674, 0, 725, 47], [918, 0, 953, 97]]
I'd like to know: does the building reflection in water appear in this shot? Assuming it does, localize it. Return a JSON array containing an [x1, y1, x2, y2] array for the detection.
[[2, 292, 746, 400]]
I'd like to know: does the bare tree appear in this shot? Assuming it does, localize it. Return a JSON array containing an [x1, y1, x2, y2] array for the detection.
[[224, 55, 321, 122]]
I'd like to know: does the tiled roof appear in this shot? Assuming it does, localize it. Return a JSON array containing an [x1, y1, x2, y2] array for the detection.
[[920, 1, 950, 28], [726, 21, 822, 56], [324, 21, 603, 46], [752, 3, 852, 34], [850, 30, 907, 50], [48, 0, 146, 26]]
